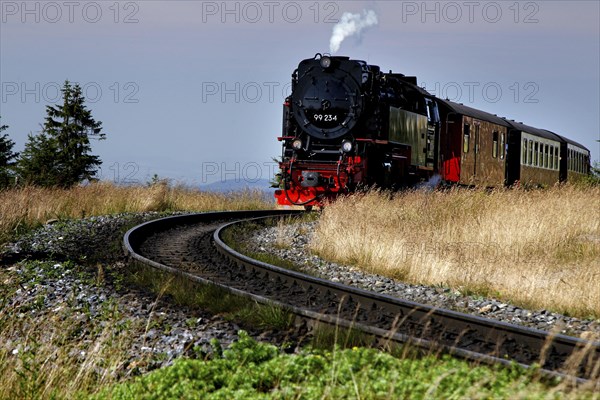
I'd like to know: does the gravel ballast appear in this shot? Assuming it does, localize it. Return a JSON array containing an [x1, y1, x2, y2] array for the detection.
[[0, 213, 300, 377], [244, 220, 600, 338]]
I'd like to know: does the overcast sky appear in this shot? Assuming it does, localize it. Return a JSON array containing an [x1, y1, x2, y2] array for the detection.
[[1, 1, 598, 186]]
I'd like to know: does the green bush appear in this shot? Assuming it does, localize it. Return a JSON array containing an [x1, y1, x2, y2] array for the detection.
[[88, 331, 587, 400]]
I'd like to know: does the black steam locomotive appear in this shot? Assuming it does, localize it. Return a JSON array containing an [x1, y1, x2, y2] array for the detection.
[[274, 54, 591, 207]]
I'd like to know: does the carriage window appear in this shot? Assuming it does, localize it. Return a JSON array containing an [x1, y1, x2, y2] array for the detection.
[[534, 142, 539, 166], [500, 133, 505, 160], [554, 147, 559, 170], [544, 145, 549, 168], [569, 150, 573, 171], [571, 150, 574, 171], [549, 146, 554, 170], [528, 140, 533, 165], [492, 131, 498, 158], [522, 139, 527, 164], [463, 124, 470, 153]]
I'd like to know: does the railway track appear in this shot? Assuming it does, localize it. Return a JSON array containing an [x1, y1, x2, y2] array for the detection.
[[124, 210, 600, 386]]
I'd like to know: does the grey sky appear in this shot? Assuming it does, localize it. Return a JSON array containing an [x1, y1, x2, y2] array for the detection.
[[1, 1, 598, 186]]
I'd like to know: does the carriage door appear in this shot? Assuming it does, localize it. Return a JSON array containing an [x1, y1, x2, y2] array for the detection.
[[506, 130, 521, 185], [425, 99, 439, 169], [473, 123, 480, 176], [460, 119, 479, 184]]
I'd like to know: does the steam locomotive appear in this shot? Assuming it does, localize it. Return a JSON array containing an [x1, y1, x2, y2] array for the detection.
[[274, 54, 591, 208]]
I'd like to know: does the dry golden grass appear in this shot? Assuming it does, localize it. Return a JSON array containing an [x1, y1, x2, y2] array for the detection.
[[0, 182, 273, 243], [0, 301, 138, 398], [310, 186, 600, 319], [0, 261, 174, 399]]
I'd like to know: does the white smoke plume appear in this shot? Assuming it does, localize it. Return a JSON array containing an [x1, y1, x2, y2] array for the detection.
[[417, 174, 442, 191], [329, 10, 378, 53]]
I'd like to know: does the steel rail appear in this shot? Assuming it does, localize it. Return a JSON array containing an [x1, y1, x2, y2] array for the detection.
[[124, 211, 600, 387]]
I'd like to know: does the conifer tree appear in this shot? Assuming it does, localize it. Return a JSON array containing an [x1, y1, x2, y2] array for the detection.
[[17, 132, 60, 187], [0, 118, 19, 188], [17, 81, 105, 187]]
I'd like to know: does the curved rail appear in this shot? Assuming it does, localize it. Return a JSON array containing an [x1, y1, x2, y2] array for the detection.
[[124, 211, 600, 387]]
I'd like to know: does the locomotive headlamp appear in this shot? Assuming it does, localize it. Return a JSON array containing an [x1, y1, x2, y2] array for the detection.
[[320, 56, 332, 69], [341, 140, 353, 153], [292, 138, 303, 150]]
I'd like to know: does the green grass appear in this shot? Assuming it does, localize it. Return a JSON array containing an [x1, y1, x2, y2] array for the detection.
[[89, 330, 598, 400], [127, 263, 296, 332], [309, 323, 377, 351]]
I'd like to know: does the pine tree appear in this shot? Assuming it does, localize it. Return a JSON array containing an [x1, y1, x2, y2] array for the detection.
[[0, 118, 19, 188], [17, 81, 105, 187], [17, 132, 60, 187]]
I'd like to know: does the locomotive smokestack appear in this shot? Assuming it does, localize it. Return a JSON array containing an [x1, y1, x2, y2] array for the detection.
[[329, 9, 378, 53]]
